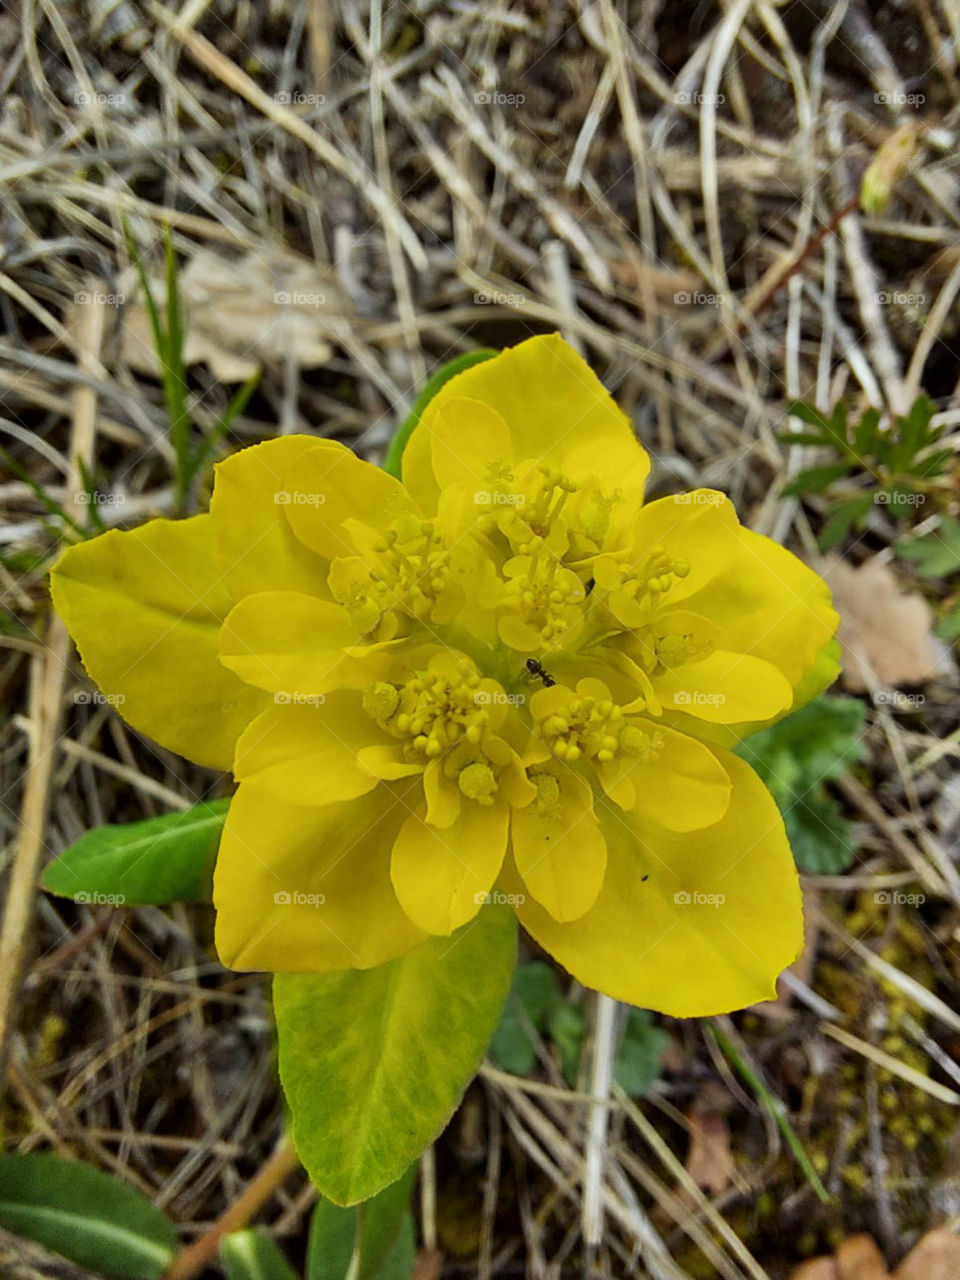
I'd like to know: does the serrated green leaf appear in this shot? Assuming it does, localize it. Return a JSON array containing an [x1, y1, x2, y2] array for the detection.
[[42, 799, 229, 906], [818, 493, 875, 551], [776, 432, 832, 448], [852, 407, 881, 457], [489, 961, 560, 1075], [896, 517, 960, 578], [276, 905, 517, 1205], [0, 1154, 176, 1279], [382, 349, 497, 480], [221, 1228, 298, 1280], [736, 696, 864, 874], [782, 791, 857, 874], [785, 402, 830, 434], [782, 463, 852, 497]]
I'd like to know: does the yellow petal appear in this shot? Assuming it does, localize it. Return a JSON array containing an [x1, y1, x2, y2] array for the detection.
[[219, 590, 390, 694], [403, 334, 650, 511], [214, 779, 426, 972], [356, 744, 423, 781], [50, 515, 266, 770], [233, 691, 380, 804], [211, 436, 327, 599], [426, 396, 513, 494], [654, 651, 794, 724], [512, 768, 606, 921], [423, 759, 461, 828], [620, 723, 732, 831], [282, 441, 416, 560], [391, 799, 509, 934], [503, 751, 803, 1016]]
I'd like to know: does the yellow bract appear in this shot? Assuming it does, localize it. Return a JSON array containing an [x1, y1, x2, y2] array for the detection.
[[50, 334, 839, 1015]]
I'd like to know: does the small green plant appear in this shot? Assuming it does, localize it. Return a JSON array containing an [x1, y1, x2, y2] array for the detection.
[[736, 695, 865, 875], [779, 394, 953, 550], [122, 221, 260, 513], [490, 961, 668, 1095], [896, 514, 960, 640]]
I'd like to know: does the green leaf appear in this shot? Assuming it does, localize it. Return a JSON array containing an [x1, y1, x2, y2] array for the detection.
[[0, 1154, 177, 1278], [356, 1166, 416, 1280], [852, 407, 881, 457], [382, 349, 497, 480], [275, 905, 517, 1205], [42, 799, 229, 905], [374, 1215, 416, 1280], [306, 1198, 357, 1279], [782, 791, 857, 875], [221, 1228, 298, 1280], [782, 463, 852, 497], [489, 961, 560, 1075], [785, 402, 830, 435], [936, 606, 960, 640], [614, 1010, 668, 1096], [548, 1000, 587, 1086], [736, 696, 865, 875], [818, 493, 874, 551], [896, 517, 960, 578]]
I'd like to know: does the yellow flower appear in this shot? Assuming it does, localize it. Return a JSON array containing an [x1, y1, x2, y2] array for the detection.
[[51, 334, 838, 1016]]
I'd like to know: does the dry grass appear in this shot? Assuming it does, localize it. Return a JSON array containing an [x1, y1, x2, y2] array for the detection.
[[1, 0, 960, 1275]]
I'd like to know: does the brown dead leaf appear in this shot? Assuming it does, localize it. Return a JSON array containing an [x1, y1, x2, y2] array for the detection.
[[121, 248, 340, 381], [824, 556, 953, 691], [835, 1234, 889, 1280], [893, 1228, 960, 1280], [790, 1261, 841, 1280], [684, 1090, 734, 1197]]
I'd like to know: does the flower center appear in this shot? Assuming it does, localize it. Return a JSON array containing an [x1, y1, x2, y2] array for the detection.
[[504, 540, 585, 646], [616, 545, 690, 611], [537, 693, 663, 765], [369, 515, 452, 621], [363, 670, 490, 759]]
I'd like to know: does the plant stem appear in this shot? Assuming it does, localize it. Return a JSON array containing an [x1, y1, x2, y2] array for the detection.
[[164, 1135, 301, 1279]]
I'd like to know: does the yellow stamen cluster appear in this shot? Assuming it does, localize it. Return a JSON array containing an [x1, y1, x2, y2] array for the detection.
[[370, 516, 451, 620], [524, 464, 579, 538], [505, 540, 584, 645], [363, 670, 489, 760], [538, 694, 663, 765], [617, 545, 690, 610]]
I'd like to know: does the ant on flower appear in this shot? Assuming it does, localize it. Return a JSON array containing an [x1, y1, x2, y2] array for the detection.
[[525, 657, 556, 687]]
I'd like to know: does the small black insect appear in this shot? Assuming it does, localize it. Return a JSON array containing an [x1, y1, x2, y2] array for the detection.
[[525, 657, 556, 687]]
